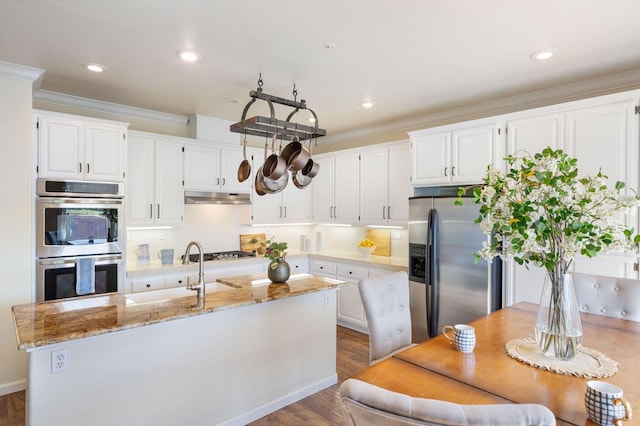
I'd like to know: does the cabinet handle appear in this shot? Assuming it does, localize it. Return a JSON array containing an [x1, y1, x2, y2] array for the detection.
[[149, 204, 153, 219], [451, 166, 456, 176], [217, 178, 220, 185], [382, 206, 386, 219], [444, 167, 448, 176], [284, 206, 287, 218], [79, 163, 82, 173], [86, 163, 90, 173], [388, 205, 391, 220], [157, 204, 160, 219], [279, 206, 282, 218], [333, 206, 337, 218], [222, 178, 226, 186], [329, 206, 333, 219]]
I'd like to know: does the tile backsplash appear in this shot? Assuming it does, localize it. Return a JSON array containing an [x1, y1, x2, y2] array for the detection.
[[126, 204, 407, 266]]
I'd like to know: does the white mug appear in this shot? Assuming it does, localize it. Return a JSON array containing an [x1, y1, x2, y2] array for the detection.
[[442, 324, 476, 353], [585, 381, 632, 426], [135, 244, 150, 264], [157, 249, 174, 265]]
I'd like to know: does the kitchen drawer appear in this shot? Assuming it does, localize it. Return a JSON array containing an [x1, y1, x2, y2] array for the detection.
[[130, 277, 165, 293], [164, 273, 193, 289], [310, 260, 337, 276], [336, 265, 367, 280]]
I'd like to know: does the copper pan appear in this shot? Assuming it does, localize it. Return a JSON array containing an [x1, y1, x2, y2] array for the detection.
[[263, 133, 287, 180], [237, 137, 251, 182], [281, 135, 310, 172]]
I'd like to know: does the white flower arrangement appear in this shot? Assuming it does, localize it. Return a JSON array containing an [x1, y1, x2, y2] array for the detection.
[[457, 147, 640, 274]]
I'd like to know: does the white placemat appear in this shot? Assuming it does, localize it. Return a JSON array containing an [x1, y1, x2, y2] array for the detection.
[[505, 337, 618, 378]]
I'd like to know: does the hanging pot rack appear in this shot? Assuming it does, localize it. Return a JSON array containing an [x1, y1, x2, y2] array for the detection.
[[229, 77, 326, 142]]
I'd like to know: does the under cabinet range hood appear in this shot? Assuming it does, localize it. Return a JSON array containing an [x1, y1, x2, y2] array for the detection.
[[184, 191, 250, 205]]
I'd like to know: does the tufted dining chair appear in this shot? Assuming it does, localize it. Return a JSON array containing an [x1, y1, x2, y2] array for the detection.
[[339, 378, 557, 426], [572, 273, 640, 322], [358, 271, 416, 365]]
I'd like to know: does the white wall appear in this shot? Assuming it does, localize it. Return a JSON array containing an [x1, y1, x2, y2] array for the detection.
[[0, 74, 36, 394]]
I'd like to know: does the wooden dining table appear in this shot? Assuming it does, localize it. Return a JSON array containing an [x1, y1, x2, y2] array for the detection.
[[350, 302, 639, 426]]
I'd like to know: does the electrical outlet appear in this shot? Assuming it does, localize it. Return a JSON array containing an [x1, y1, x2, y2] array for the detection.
[[51, 349, 68, 373]]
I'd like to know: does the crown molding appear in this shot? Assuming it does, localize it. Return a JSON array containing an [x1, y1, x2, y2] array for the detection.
[[0, 61, 45, 90], [33, 90, 189, 125], [322, 68, 640, 147]]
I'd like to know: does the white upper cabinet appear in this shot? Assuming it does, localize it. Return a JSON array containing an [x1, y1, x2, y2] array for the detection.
[[36, 110, 127, 182], [183, 141, 250, 194], [359, 142, 410, 225], [503, 91, 640, 305], [314, 151, 359, 224], [127, 132, 184, 227], [410, 120, 505, 186], [249, 148, 313, 224]]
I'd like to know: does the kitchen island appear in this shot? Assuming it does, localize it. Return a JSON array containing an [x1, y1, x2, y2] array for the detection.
[[12, 273, 344, 426]]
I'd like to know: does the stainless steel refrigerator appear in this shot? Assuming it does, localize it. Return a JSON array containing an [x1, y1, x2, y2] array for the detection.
[[408, 187, 501, 342]]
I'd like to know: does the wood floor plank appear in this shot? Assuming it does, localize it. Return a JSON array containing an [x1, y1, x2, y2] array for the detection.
[[0, 326, 368, 426]]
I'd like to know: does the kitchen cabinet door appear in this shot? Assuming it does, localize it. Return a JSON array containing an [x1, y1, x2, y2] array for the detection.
[[220, 148, 250, 193], [313, 155, 335, 222], [359, 147, 389, 225], [334, 152, 360, 223], [127, 135, 156, 225], [564, 98, 639, 279], [184, 143, 250, 194], [450, 122, 503, 185], [281, 179, 313, 222], [37, 114, 84, 179], [127, 133, 184, 227], [84, 123, 126, 182], [155, 138, 184, 226], [183, 142, 221, 191], [410, 120, 504, 186], [411, 131, 449, 185], [387, 144, 410, 225], [36, 111, 127, 181], [360, 143, 410, 226], [507, 113, 562, 158]]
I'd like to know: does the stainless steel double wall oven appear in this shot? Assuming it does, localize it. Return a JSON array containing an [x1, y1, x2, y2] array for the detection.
[[36, 179, 124, 301]]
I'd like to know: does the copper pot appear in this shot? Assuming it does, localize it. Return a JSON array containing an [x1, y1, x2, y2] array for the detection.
[[263, 133, 287, 180], [281, 136, 310, 172]]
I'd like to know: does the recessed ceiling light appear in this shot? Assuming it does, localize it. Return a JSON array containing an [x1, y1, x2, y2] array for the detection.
[[361, 101, 374, 109], [224, 97, 239, 104], [530, 49, 557, 61], [177, 50, 202, 62], [85, 63, 106, 72]]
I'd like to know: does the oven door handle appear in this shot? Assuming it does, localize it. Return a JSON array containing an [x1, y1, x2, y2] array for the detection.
[[38, 253, 123, 266]]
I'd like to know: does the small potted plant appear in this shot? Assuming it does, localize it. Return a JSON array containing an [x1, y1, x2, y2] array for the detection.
[[262, 238, 289, 283]]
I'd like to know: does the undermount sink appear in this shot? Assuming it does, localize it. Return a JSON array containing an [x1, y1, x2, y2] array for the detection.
[[125, 282, 235, 305]]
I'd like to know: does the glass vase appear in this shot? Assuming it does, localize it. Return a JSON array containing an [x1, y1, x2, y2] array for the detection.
[[267, 258, 290, 283], [535, 272, 583, 360]]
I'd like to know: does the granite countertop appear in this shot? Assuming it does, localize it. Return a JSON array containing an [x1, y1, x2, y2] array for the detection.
[[12, 273, 344, 351]]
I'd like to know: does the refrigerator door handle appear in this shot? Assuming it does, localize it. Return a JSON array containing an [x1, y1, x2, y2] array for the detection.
[[427, 208, 440, 338]]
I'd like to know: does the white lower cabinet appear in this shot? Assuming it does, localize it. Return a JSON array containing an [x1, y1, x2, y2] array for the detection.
[[129, 276, 166, 293], [309, 258, 398, 333]]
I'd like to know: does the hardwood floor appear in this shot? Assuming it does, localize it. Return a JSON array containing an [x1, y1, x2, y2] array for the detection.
[[0, 326, 369, 426]]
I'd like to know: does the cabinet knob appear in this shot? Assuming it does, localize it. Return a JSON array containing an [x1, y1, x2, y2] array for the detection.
[[349, 271, 353, 275], [146, 283, 151, 288], [320, 266, 324, 270]]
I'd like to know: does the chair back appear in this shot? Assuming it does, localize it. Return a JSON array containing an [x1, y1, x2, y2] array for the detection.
[[572, 273, 640, 322], [339, 378, 556, 426], [358, 271, 412, 364]]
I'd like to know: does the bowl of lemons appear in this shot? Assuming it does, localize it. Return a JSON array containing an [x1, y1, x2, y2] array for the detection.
[[357, 238, 376, 258]]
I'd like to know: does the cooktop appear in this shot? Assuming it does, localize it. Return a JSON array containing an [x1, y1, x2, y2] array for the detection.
[[183, 250, 257, 262]]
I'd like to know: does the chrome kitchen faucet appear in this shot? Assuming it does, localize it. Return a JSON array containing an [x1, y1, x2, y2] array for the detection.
[[182, 241, 206, 302]]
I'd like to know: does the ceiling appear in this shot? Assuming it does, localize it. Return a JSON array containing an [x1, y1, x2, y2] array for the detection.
[[3, 0, 640, 145]]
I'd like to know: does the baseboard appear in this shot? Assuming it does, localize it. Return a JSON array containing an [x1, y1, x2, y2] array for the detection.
[[219, 373, 338, 426], [0, 379, 26, 396]]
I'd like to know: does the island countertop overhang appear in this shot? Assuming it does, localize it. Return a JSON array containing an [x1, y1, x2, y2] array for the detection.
[[12, 273, 344, 351]]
